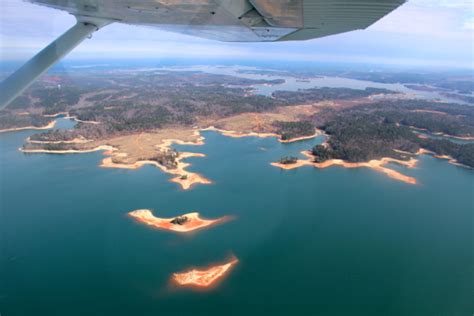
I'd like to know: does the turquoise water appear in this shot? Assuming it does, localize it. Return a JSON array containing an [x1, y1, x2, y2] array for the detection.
[[0, 119, 473, 316]]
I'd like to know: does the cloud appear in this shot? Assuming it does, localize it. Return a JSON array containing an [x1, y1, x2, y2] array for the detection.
[[410, 0, 474, 9]]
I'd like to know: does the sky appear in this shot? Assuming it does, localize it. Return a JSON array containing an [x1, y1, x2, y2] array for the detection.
[[0, 0, 473, 69]]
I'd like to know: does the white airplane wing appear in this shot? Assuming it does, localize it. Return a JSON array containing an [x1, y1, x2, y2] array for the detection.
[[0, 0, 406, 109]]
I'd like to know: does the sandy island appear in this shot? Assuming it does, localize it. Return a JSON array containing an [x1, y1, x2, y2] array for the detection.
[[271, 151, 418, 185], [172, 257, 239, 289], [128, 209, 230, 233]]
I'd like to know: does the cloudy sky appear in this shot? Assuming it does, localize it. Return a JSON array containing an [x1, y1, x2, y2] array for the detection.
[[0, 0, 473, 68]]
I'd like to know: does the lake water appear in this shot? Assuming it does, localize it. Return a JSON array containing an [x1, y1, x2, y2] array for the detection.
[[158, 65, 470, 104], [0, 118, 473, 316]]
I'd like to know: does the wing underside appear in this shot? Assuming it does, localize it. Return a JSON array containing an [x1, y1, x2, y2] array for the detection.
[[29, 0, 405, 42]]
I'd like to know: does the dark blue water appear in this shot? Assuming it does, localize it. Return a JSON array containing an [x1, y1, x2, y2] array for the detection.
[[0, 120, 473, 316]]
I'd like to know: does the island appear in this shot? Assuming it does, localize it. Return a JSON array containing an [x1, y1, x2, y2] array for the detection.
[[172, 257, 239, 289], [128, 209, 230, 233]]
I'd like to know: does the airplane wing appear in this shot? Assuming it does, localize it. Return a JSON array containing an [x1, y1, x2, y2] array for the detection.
[[0, 0, 406, 109], [30, 0, 406, 42]]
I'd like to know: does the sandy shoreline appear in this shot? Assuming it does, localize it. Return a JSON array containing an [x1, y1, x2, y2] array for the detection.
[[172, 257, 239, 288], [26, 135, 93, 144], [128, 209, 230, 233], [43, 112, 100, 125], [0, 120, 56, 133], [20, 145, 115, 154], [416, 148, 471, 169], [279, 130, 323, 143], [201, 126, 279, 139], [271, 151, 418, 185], [1, 110, 101, 134], [410, 126, 474, 141], [202, 126, 321, 143]]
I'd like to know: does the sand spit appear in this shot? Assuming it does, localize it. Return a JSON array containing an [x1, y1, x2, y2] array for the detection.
[[128, 209, 229, 233], [271, 151, 418, 185], [172, 257, 239, 289], [0, 120, 56, 133]]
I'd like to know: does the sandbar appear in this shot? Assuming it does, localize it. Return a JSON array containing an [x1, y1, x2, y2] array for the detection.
[[128, 209, 229, 233], [172, 257, 239, 288]]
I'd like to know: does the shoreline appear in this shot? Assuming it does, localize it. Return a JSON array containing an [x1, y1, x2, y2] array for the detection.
[[1, 110, 101, 134], [201, 126, 321, 143], [410, 126, 474, 141], [26, 135, 93, 144], [416, 148, 471, 169], [279, 130, 323, 143], [20, 145, 115, 154], [44, 111, 101, 125], [271, 151, 418, 185], [0, 120, 56, 133], [201, 126, 278, 140], [128, 209, 230, 233]]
